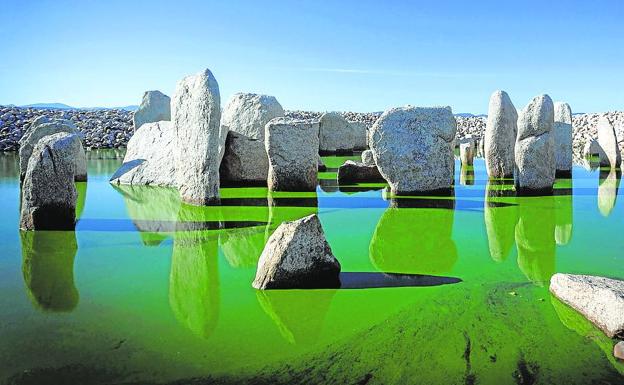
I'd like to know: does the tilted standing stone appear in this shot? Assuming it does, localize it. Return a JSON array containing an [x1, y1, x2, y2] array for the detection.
[[19, 118, 87, 182], [319, 112, 354, 154], [484, 90, 517, 178], [265, 118, 319, 191], [20, 132, 80, 230], [553, 102, 573, 176], [133, 90, 171, 130], [369, 106, 456, 195], [171, 68, 226, 205], [252, 214, 341, 289], [597, 116, 621, 168], [514, 95, 555, 195]]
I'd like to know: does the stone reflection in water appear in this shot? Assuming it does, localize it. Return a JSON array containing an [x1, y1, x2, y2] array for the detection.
[[598, 168, 621, 217], [369, 196, 457, 275], [515, 196, 556, 286], [113, 184, 181, 245], [266, 191, 318, 240], [554, 186, 573, 245], [484, 182, 518, 262], [256, 289, 336, 345], [20, 231, 79, 312], [459, 165, 474, 186]]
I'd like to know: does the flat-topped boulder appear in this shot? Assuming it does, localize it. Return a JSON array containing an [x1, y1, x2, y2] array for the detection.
[[514, 94, 555, 195], [110, 121, 176, 186], [484, 90, 517, 178], [221, 93, 284, 140], [265, 117, 319, 191], [171, 68, 226, 205], [19, 118, 86, 182], [133, 90, 171, 130], [220, 131, 268, 185], [597, 116, 621, 168], [20, 132, 80, 230], [369, 106, 456, 195], [337, 160, 384, 183], [554, 102, 573, 176], [252, 214, 340, 289], [319, 112, 353, 154], [550, 273, 624, 338]]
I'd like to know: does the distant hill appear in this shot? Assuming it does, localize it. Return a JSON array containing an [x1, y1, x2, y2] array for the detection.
[[19, 103, 138, 112], [454, 113, 487, 118]]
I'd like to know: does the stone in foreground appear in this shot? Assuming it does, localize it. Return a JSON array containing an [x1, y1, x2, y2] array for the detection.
[[220, 131, 268, 184], [252, 214, 341, 289], [221, 93, 284, 140], [337, 160, 384, 183], [19, 118, 86, 182], [554, 102, 573, 175], [485, 90, 517, 178], [172, 68, 226, 205], [133, 90, 171, 130], [369, 106, 456, 195], [514, 94, 555, 195], [550, 273, 624, 338], [319, 112, 353, 154], [265, 118, 319, 191], [597, 116, 621, 168], [20, 132, 79, 230], [110, 121, 176, 186]]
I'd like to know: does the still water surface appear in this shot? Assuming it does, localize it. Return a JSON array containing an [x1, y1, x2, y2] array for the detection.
[[0, 151, 623, 384]]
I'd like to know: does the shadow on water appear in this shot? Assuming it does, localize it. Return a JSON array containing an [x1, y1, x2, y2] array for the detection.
[[20, 231, 79, 312], [338, 272, 461, 289], [76, 218, 267, 232], [597, 168, 621, 217]]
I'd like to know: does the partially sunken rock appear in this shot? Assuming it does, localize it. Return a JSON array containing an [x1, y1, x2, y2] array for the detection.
[[265, 118, 319, 191], [133, 90, 171, 130], [252, 214, 341, 289], [554, 102, 573, 175], [110, 121, 176, 186], [20, 132, 79, 230], [514, 95, 555, 195], [171, 68, 226, 205], [319, 112, 353, 154], [221, 93, 284, 140], [337, 160, 384, 183], [550, 273, 624, 338], [485, 90, 517, 178], [597, 116, 621, 168], [369, 106, 456, 195], [19, 118, 86, 182], [220, 131, 268, 184]]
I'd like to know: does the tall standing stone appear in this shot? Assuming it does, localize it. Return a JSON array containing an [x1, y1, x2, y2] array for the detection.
[[132, 90, 171, 130], [484, 90, 517, 178], [171, 69, 226, 205], [349, 121, 368, 150], [265, 118, 319, 191], [554, 102, 573, 176], [514, 95, 555, 195], [597, 116, 621, 168], [369, 106, 456, 195], [319, 112, 354, 154], [20, 132, 80, 230]]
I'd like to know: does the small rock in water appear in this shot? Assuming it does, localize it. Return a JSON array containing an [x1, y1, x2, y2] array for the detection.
[[252, 214, 341, 289], [614, 341, 624, 360], [337, 160, 384, 183]]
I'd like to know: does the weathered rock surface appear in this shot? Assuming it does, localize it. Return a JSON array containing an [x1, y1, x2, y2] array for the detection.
[[349, 121, 368, 150], [133, 90, 171, 130], [252, 214, 340, 289], [361, 149, 375, 166], [221, 93, 284, 140], [554, 102, 573, 175], [317, 155, 327, 172], [615, 341, 624, 360], [171, 68, 226, 205], [20, 132, 80, 230], [369, 106, 456, 195], [220, 131, 268, 184], [459, 141, 474, 166], [265, 118, 319, 191], [19, 118, 86, 182], [484, 90, 517, 178], [337, 160, 384, 183], [319, 112, 353, 154], [110, 121, 175, 186], [514, 95, 555, 195], [597, 116, 621, 168], [550, 273, 624, 338]]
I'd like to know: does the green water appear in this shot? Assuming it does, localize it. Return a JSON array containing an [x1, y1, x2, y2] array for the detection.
[[0, 151, 623, 385]]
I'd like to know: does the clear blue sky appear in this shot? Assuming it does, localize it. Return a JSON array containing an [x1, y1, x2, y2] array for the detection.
[[1, 0, 622, 113]]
